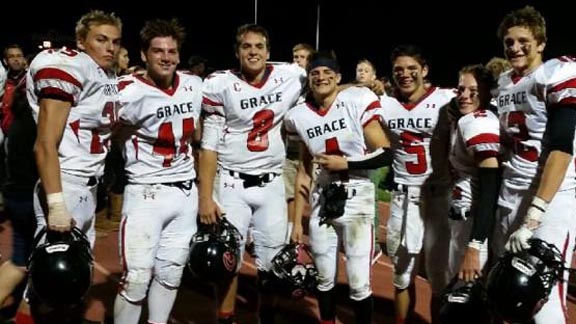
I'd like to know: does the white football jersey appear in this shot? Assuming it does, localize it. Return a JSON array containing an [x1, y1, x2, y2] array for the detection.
[[495, 57, 576, 190], [285, 86, 381, 185], [202, 63, 305, 174], [379, 87, 456, 186], [449, 110, 500, 207], [117, 72, 202, 184], [26, 48, 118, 178], [0, 64, 6, 98]]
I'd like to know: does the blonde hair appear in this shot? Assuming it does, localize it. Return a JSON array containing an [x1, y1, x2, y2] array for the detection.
[[75, 10, 122, 41], [485, 57, 511, 81]]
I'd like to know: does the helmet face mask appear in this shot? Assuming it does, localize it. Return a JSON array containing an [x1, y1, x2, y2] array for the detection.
[[269, 243, 318, 299], [486, 238, 565, 323], [28, 227, 93, 306], [188, 217, 242, 284]]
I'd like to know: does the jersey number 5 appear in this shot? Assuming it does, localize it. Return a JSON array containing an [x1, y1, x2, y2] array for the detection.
[[400, 131, 427, 174]]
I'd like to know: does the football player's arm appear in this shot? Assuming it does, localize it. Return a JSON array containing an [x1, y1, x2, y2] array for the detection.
[[530, 104, 576, 223], [192, 118, 203, 175], [507, 103, 576, 252], [314, 119, 392, 171], [198, 113, 224, 224], [34, 98, 73, 232], [292, 143, 313, 244], [198, 149, 220, 224], [460, 156, 500, 282]]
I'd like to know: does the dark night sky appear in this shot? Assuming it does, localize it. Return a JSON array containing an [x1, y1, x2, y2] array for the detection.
[[1, 1, 573, 86]]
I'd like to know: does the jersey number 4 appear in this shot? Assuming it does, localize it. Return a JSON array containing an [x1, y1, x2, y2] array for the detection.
[[153, 118, 195, 167]]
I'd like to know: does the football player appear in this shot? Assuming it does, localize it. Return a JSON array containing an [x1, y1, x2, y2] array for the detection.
[[112, 19, 202, 324], [494, 6, 576, 323]]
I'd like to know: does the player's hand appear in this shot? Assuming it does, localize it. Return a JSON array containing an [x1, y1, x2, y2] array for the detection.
[[199, 198, 222, 224], [505, 225, 534, 253], [458, 246, 481, 282], [291, 223, 304, 244], [313, 153, 348, 171], [364, 79, 385, 96], [47, 200, 73, 232], [505, 199, 544, 253]]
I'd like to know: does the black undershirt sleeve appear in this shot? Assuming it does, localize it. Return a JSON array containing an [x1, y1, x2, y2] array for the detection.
[[470, 167, 501, 243], [547, 104, 576, 154], [347, 148, 393, 170]]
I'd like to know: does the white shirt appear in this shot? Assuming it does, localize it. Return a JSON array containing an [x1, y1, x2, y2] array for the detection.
[[117, 72, 203, 184], [449, 109, 500, 208], [495, 57, 576, 190], [378, 87, 456, 186], [285, 86, 381, 186], [27, 48, 118, 178], [201, 63, 305, 174]]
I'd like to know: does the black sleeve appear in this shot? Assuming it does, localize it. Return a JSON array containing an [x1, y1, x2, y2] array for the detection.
[[547, 104, 576, 154], [469, 167, 501, 243], [347, 148, 393, 170]]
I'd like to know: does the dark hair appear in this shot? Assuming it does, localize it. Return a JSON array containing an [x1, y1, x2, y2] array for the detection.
[[497, 6, 546, 44], [140, 19, 186, 52], [459, 64, 495, 108], [3, 44, 24, 59], [188, 55, 207, 68], [390, 44, 427, 68], [235, 24, 270, 52]]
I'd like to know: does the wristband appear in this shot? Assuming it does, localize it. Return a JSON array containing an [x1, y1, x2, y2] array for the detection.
[[467, 239, 484, 251], [47, 192, 65, 205], [527, 196, 548, 223]]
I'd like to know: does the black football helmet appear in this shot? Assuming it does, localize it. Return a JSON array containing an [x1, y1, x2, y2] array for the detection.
[[439, 278, 491, 324], [188, 217, 242, 284], [28, 227, 93, 305], [486, 238, 565, 323], [269, 243, 318, 299]]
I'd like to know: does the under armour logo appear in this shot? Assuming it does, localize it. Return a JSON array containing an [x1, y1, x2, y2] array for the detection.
[[183, 85, 194, 92], [143, 193, 156, 200], [224, 183, 235, 189], [79, 196, 88, 203]]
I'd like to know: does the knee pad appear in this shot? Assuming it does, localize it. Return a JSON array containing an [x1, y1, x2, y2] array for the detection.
[[349, 284, 371, 301], [316, 275, 335, 293], [155, 264, 185, 289], [393, 272, 413, 290], [119, 269, 152, 302], [392, 251, 417, 290]]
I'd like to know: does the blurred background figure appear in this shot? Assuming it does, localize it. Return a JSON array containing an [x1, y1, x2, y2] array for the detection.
[[355, 58, 377, 83], [187, 55, 207, 78], [292, 43, 314, 69], [484, 56, 511, 85], [0, 44, 36, 324], [115, 46, 130, 76]]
